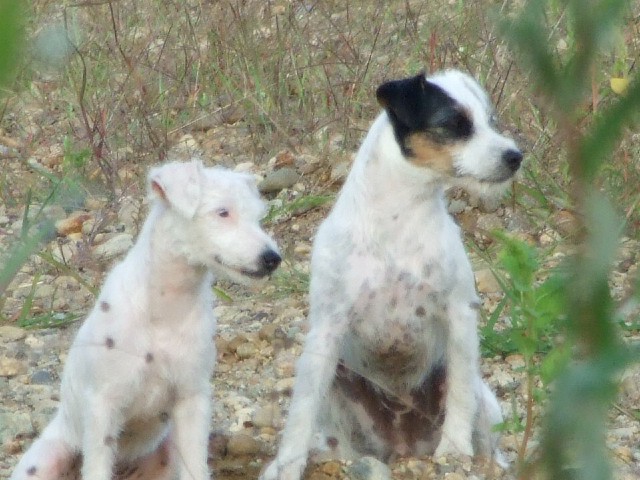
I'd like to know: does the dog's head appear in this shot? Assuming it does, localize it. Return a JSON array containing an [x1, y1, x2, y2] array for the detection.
[[376, 70, 522, 186], [149, 160, 281, 283]]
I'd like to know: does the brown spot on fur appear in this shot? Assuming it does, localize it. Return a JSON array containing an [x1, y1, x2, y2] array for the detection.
[[27, 466, 37, 476], [105, 337, 115, 349], [159, 412, 169, 423], [145, 352, 154, 363], [335, 362, 446, 456], [100, 301, 111, 312], [405, 134, 458, 174], [327, 436, 339, 449], [415, 306, 426, 317], [105, 435, 116, 446]]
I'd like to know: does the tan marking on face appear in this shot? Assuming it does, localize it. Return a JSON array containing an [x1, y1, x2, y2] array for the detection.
[[405, 134, 459, 175]]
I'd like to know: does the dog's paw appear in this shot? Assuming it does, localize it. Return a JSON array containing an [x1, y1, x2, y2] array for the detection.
[[260, 457, 306, 480], [434, 436, 474, 458]]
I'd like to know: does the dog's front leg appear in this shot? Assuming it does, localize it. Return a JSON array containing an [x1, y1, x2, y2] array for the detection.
[[434, 300, 480, 458], [261, 315, 345, 480], [81, 395, 124, 480], [171, 390, 211, 480]]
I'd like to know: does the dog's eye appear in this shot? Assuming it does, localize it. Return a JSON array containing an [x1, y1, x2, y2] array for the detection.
[[217, 208, 230, 218]]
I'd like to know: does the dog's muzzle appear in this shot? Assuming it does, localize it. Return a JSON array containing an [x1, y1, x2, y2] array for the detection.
[[502, 148, 523, 174], [256, 248, 282, 276]]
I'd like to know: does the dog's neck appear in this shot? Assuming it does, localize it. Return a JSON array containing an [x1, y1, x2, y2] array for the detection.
[[340, 113, 449, 215], [134, 204, 212, 320]]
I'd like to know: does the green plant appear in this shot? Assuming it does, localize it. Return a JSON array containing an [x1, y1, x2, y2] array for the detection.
[[485, 232, 570, 466], [503, 1, 640, 478]]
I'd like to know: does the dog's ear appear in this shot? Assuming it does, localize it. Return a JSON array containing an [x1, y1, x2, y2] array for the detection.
[[376, 72, 432, 130], [149, 160, 203, 218]]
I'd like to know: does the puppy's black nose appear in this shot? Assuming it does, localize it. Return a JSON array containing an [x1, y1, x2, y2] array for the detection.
[[260, 249, 282, 274], [502, 149, 523, 172]]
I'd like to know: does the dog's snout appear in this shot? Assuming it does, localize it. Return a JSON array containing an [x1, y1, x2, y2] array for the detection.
[[260, 249, 282, 274], [502, 149, 523, 172]]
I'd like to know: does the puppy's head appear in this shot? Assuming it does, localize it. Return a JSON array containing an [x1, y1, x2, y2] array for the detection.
[[376, 70, 522, 186], [149, 160, 281, 283]]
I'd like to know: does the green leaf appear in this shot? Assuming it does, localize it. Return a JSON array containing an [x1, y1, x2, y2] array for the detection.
[[0, 0, 25, 88]]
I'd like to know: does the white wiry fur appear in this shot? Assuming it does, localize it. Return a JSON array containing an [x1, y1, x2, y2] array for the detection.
[[10, 160, 281, 480], [262, 70, 520, 480]]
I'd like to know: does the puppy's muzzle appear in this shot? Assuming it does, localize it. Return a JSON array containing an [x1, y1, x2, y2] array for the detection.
[[257, 248, 282, 276]]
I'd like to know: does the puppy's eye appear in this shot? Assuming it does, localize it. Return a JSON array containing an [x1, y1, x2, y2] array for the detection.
[[217, 208, 230, 218]]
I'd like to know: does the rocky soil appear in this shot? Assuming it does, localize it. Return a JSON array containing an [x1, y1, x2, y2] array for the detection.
[[1, 137, 639, 479]]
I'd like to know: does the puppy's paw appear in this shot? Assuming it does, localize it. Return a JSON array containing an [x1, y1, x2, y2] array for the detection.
[[260, 457, 306, 480], [434, 435, 474, 458]]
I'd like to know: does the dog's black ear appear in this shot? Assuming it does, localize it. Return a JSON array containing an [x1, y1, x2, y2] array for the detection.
[[376, 73, 431, 130]]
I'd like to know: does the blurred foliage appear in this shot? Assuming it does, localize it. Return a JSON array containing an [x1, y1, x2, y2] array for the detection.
[[0, 0, 24, 88], [502, 0, 639, 478]]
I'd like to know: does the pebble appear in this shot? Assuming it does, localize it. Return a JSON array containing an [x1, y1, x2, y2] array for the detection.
[[346, 456, 392, 480], [30, 370, 54, 385], [258, 168, 300, 193], [92, 233, 134, 259], [226, 432, 261, 456], [0, 357, 27, 377], [0, 326, 26, 343], [235, 342, 257, 359], [475, 268, 501, 294], [274, 377, 295, 394], [252, 404, 280, 428], [55, 211, 92, 236]]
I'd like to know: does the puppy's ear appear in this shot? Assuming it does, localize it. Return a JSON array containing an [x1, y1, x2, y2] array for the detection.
[[149, 160, 203, 218], [376, 72, 431, 130]]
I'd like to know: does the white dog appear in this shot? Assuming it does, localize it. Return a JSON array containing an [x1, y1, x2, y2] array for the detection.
[[262, 70, 522, 480], [10, 160, 281, 480]]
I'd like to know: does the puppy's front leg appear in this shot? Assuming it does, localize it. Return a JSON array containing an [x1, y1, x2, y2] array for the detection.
[[81, 396, 124, 480], [172, 390, 211, 480], [435, 301, 480, 458], [261, 315, 345, 480]]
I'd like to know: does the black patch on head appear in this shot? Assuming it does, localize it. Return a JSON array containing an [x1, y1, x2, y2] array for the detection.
[[376, 73, 473, 156]]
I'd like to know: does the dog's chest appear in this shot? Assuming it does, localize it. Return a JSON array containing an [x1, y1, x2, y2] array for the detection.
[[340, 250, 453, 383]]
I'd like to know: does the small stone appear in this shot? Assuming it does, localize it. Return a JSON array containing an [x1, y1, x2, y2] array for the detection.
[[329, 161, 350, 183], [275, 377, 295, 394], [505, 354, 525, 370], [258, 168, 300, 193], [55, 211, 92, 236], [444, 473, 465, 480], [258, 324, 279, 341], [30, 370, 54, 385], [448, 199, 467, 214], [475, 268, 501, 294], [346, 456, 391, 480], [0, 326, 26, 342], [226, 433, 261, 456], [235, 342, 257, 359], [0, 356, 27, 377], [253, 404, 280, 428], [227, 334, 248, 354], [92, 233, 133, 259]]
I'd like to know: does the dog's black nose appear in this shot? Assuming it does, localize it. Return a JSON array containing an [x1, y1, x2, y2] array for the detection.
[[260, 249, 282, 274], [502, 149, 523, 172]]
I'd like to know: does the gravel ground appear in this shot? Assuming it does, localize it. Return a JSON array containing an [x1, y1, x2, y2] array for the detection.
[[1, 152, 639, 479]]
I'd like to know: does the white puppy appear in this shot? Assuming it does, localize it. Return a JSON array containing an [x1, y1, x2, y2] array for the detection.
[[262, 70, 522, 480], [10, 160, 281, 480]]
